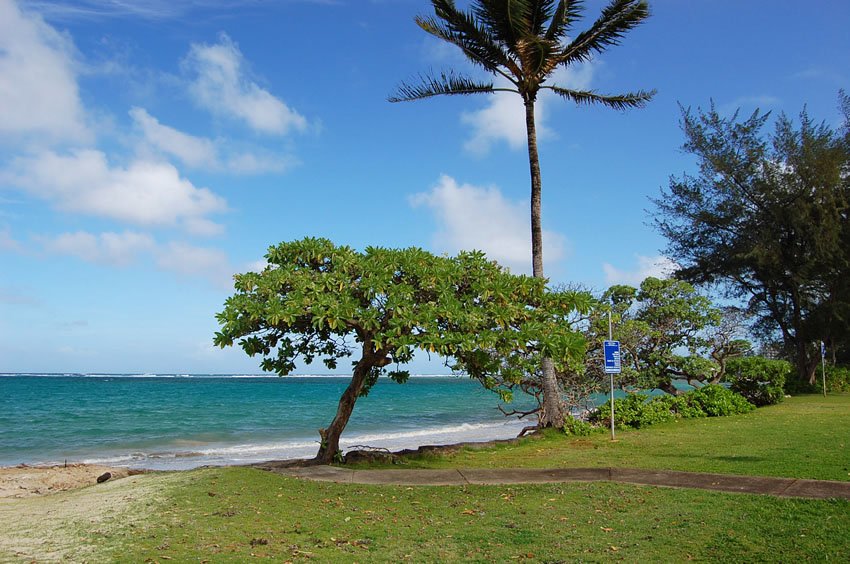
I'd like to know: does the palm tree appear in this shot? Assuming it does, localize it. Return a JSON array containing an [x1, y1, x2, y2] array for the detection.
[[390, 0, 655, 428]]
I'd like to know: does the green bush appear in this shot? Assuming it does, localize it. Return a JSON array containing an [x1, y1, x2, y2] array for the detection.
[[668, 394, 707, 418], [688, 384, 755, 416], [589, 393, 674, 429], [782, 364, 850, 394], [725, 357, 790, 406], [825, 366, 850, 392], [588, 386, 753, 430], [562, 415, 595, 436]]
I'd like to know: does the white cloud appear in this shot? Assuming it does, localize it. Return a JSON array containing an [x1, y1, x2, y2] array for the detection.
[[130, 107, 294, 174], [38, 229, 235, 286], [603, 254, 678, 286], [155, 241, 234, 289], [461, 63, 595, 155], [130, 107, 217, 168], [184, 34, 308, 136], [40, 230, 155, 266], [4, 149, 227, 233], [0, 0, 89, 143], [411, 174, 566, 273]]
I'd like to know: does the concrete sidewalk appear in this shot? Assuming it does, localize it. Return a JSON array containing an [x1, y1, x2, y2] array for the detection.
[[257, 464, 850, 500]]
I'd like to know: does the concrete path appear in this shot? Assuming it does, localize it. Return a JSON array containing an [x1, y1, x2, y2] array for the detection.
[[257, 464, 850, 500]]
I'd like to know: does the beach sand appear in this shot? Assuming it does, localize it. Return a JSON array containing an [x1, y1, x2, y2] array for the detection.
[[0, 464, 133, 499], [0, 464, 183, 562]]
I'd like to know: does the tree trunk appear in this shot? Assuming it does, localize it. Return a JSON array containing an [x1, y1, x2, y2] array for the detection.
[[524, 96, 566, 428], [314, 357, 373, 464]]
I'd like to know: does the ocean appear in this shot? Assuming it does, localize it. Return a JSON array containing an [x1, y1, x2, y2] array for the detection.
[[0, 374, 544, 470]]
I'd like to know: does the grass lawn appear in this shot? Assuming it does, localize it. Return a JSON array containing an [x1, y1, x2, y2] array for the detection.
[[7, 394, 849, 562], [362, 394, 850, 482], [101, 467, 850, 563]]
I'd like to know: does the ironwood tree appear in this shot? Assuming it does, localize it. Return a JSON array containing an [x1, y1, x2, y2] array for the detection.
[[214, 238, 588, 463], [652, 94, 850, 384], [390, 0, 654, 427]]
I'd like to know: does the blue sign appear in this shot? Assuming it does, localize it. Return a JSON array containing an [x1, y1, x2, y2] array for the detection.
[[821, 341, 826, 359], [604, 340, 621, 374]]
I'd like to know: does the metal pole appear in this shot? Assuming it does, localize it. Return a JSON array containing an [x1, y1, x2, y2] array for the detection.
[[609, 310, 615, 441], [822, 342, 827, 397]]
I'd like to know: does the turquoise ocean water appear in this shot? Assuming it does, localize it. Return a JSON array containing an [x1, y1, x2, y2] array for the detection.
[[0, 374, 543, 470]]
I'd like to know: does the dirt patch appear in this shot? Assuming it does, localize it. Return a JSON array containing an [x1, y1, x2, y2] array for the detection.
[[0, 469, 186, 562]]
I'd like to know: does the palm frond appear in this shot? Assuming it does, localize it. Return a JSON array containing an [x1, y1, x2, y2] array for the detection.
[[558, 0, 650, 65], [545, 86, 656, 110], [545, 0, 584, 42], [418, 1, 518, 77], [528, 0, 559, 37], [389, 71, 502, 103], [474, 0, 530, 51]]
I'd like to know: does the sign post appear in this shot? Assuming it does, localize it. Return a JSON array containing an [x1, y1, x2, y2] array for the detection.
[[603, 311, 621, 441], [821, 341, 827, 397]]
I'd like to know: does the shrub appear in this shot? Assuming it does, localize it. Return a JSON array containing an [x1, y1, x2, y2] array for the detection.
[[688, 384, 755, 416], [668, 394, 707, 418], [824, 366, 850, 392], [562, 415, 595, 436], [587, 386, 754, 430], [779, 364, 850, 394], [589, 393, 674, 429], [725, 357, 790, 406]]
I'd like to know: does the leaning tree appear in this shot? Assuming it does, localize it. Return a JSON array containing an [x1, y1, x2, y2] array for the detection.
[[390, 0, 654, 427], [215, 237, 588, 463]]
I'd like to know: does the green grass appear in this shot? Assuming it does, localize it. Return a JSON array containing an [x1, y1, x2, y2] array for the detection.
[[22, 393, 850, 561], [357, 394, 850, 481], [106, 466, 850, 562]]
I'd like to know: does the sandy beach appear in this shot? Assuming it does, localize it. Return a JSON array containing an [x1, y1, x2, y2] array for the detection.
[[0, 464, 184, 562], [0, 464, 134, 499]]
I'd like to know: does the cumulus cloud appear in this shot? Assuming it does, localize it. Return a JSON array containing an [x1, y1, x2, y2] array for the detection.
[[411, 174, 566, 273], [39, 230, 155, 266], [184, 34, 308, 136], [129, 107, 217, 168], [4, 149, 227, 233], [155, 241, 234, 288], [603, 254, 678, 286], [38, 229, 235, 286], [130, 107, 294, 174], [0, 0, 89, 143], [461, 63, 595, 155]]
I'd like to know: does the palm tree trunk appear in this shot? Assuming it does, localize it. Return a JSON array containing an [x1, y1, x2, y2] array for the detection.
[[524, 96, 566, 428]]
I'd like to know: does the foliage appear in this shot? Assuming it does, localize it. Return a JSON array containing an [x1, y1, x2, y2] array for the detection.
[[725, 356, 790, 406], [688, 384, 755, 417], [391, 0, 654, 428], [587, 277, 724, 394], [588, 386, 753, 429], [561, 414, 596, 436], [785, 364, 850, 394], [215, 237, 588, 461], [652, 94, 850, 385]]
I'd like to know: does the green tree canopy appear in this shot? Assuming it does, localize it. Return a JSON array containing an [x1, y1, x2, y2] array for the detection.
[[586, 277, 723, 393], [214, 238, 589, 463], [652, 95, 850, 384], [390, 0, 654, 427]]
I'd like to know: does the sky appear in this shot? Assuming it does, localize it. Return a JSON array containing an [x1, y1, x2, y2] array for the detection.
[[1, 0, 848, 374]]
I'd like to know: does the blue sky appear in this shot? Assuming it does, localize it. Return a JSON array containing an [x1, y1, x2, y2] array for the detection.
[[1, 0, 848, 374]]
